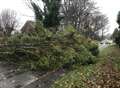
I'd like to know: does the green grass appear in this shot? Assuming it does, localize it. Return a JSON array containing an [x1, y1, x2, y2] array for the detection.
[[99, 45, 120, 57], [99, 45, 120, 69]]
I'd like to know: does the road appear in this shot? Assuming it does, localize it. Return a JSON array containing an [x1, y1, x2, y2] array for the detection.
[[0, 62, 38, 88], [0, 61, 65, 88]]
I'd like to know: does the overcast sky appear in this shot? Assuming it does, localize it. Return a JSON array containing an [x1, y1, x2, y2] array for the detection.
[[0, 0, 119, 33], [95, 0, 120, 33], [0, 0, 35, 29]]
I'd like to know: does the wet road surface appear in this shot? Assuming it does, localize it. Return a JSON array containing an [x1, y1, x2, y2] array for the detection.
[[0, 62, 65, 88], [0, 62, 38, 88]]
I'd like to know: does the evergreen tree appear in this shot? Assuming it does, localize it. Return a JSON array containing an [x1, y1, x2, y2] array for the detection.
[[113, 11, 120, 47], [117, 11, 120, 28], [30, 1, 43, 21], [114, 31, 120, 47], [28, 0, 62, 31], [43, 0, 61, 28], [112, 28, 119, 41]]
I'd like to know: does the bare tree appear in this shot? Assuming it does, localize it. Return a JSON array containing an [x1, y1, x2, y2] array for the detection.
[[61, 0, 108, 39], [86, 12, 108, 39], [61, 0, 95, 29], [0, 9, 18, 36]]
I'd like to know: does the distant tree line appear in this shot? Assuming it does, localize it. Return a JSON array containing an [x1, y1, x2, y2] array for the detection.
[[26, 0, 108, 40]]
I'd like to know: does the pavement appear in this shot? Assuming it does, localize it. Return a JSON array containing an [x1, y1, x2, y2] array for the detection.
[[0, 62, 65, 88], [0, 62, 38, 88]]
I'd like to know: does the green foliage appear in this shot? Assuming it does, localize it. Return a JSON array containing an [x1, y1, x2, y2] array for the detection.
[[57, 25, 76, 36], [7, 24, 53, 45], [30, 0, 62, 30], [85, 40, 99, 56], [115, 33, 120, 47], [30, 1, 43, 21], [1, 25, 99, 71], [114, 11, 120, 47], [7, 34, 40, 44], [34, 21, 47, 37], [112, 29, 120, 47], [43, 0, 62, 28], [112, 28, 119, 40], [75, 45, 96, 65], [117, 11, 120, 28]]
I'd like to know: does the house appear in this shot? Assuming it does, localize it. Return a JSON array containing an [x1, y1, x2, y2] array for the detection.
[[21, 21, 35, 34]]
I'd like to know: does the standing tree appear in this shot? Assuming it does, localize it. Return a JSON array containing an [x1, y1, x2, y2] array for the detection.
[[113, 29, 120, 47], [112, 28, 119, 41], [112, 11, 120, 47], [117, 11, 120, 28], [0, 9, 18, 36], [61, 0, 96, 30], [26, 0, 62, 31], [92, 13, 108, 40], [61, 0, 108, 40]]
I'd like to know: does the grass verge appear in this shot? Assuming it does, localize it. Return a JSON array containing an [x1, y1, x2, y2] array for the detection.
[[52, 45, 120, 88]]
